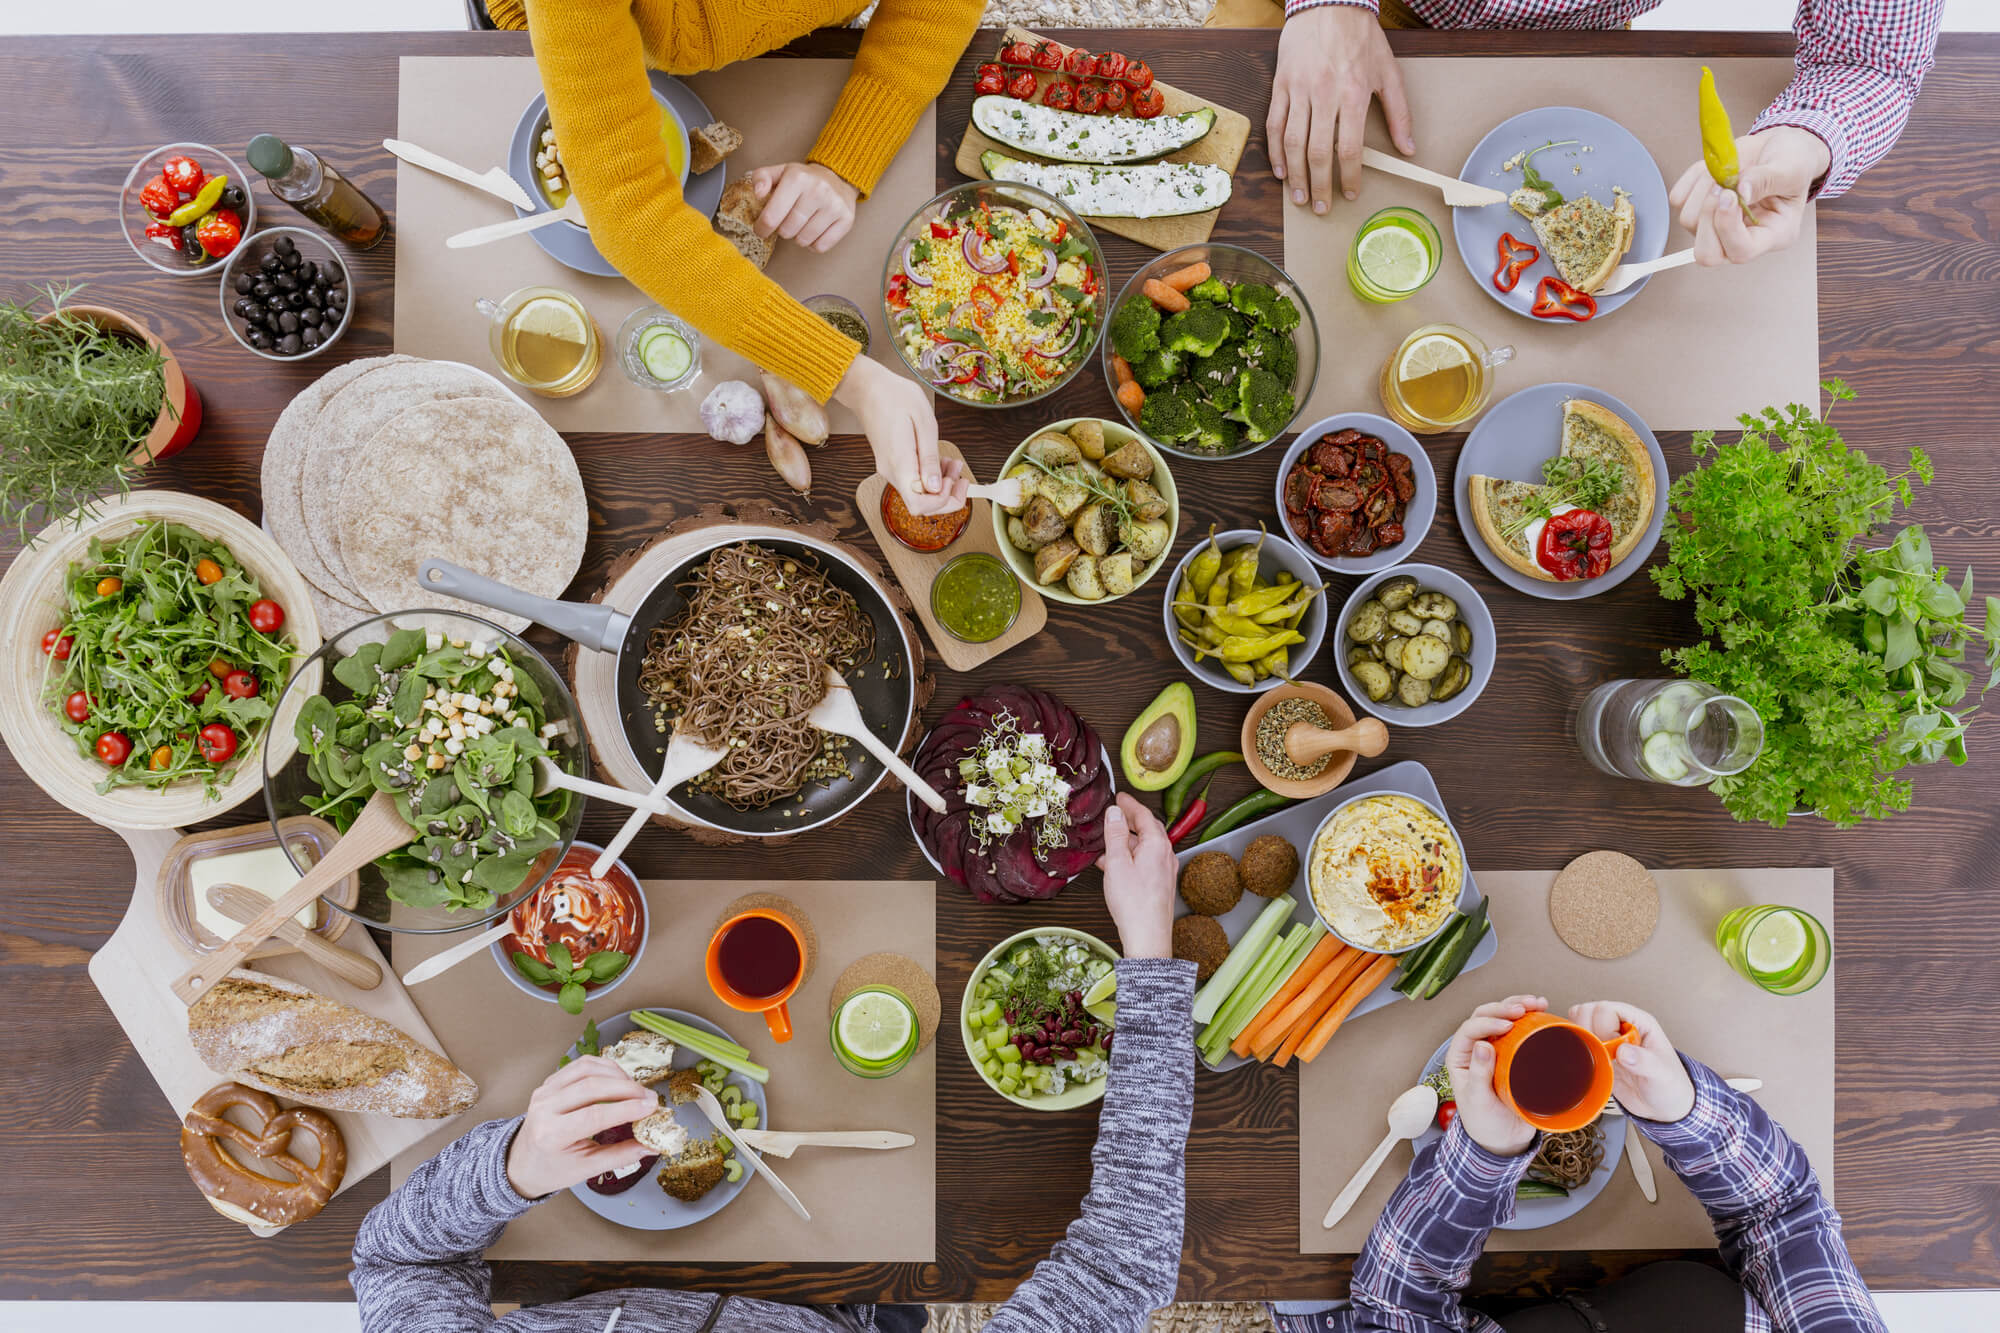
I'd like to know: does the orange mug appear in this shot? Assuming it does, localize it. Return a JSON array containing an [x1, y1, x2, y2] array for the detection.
[[704, 909, 806, 1043], [1489, 1012, 1639, 1133]]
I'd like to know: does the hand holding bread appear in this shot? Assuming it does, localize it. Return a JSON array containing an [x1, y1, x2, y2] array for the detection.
[[744, 161, 859, 254], [506, 1056, 659, 1200]]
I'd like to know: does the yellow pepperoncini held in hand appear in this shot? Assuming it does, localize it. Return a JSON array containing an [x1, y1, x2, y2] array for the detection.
[[1698, 66, 1740, 190]]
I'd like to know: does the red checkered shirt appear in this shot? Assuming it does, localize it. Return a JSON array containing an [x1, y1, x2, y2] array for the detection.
[[1282, 0, 1945, 197]]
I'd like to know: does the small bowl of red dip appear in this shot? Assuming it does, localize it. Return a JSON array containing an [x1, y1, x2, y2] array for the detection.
[[881, 482, 971, 553], [491, 840, 649, 1012]]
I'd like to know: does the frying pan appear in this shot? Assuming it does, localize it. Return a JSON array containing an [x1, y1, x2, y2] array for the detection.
[[417, 534, 916, 838]]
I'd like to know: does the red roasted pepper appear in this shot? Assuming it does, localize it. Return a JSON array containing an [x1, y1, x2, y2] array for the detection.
[[886, 273, 911, 310], [1494, 232, 1539, 293], [1531, 275, 1597, 321], [1537, 507, 1615, 580], [139, 173, 179, 219]]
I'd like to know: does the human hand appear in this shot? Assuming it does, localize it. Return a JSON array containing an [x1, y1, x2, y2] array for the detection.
[[1445, 995, 1545, 1157], [1569, 1000, 1696, 1124], [1269, 4, 1415, 211], [833, 357, 967, 515], [504, 1056, 658, 1200], [746, 162, 858, 253], [1667, 126, 1829, 267], [1096, 793, 1177, 960]]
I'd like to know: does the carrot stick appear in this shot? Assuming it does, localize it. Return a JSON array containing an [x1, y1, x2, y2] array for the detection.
[[1296, 954, 1398, 1064], [1142, 278, 1191, 313], [1111, 353, 1135, 385], [1232, 939, 1349, 1057], [1161, 261, 1211, 292], [1262, 949, 1373, 1062], [1115, 380, 1146, 413], [1249, 945, 1370, 1061]]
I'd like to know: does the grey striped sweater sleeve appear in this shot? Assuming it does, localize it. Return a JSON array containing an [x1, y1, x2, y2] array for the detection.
[[982, 957, 1198, 1333]]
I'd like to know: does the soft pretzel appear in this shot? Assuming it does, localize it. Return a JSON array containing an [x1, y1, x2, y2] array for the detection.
[[180, 1081, 347, 1228]]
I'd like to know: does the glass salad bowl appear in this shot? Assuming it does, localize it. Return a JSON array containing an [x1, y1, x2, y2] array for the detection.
[[261, 609, 588, 934]]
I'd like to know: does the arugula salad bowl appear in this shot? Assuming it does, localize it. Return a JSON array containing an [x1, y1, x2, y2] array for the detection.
[[261, 609, 588, 934]]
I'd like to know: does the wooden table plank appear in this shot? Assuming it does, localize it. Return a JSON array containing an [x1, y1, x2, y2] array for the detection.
[[1, 26, 1997, 1305]]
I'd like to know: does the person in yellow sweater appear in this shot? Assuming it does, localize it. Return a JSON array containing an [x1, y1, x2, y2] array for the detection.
[[516, 0, 983, 514]]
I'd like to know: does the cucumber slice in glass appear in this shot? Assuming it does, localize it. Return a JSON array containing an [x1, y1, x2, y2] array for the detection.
[[637, 326, 693, 382], [1641, 730, 1690, 782]]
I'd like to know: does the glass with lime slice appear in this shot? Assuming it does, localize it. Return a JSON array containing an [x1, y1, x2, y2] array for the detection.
[[1715, 905, 1831, 995], [617, 305, 701, 392], [1347, 206, 1442, 303], [831, 984, 920, 1077]]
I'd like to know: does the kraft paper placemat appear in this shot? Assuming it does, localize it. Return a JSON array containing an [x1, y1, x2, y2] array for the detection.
[[1285, 58, 1818, 432], [391, 879, 937, 1263], [1302, 867, 1834, 1254], [394, 56, 935, 434]]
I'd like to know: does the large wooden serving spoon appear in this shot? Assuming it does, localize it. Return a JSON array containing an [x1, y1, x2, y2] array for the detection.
[[170, 790, 413, 1004]]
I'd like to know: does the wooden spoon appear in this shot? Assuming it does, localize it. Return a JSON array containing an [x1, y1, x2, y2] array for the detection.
[[966, 476, 1024, 509], [206, 883, 382, 990], [171, 790, 413, 1005], [591, 725, 727, 879], [807, 667, 947, 814], [1323, 1084, 1438, 1228]]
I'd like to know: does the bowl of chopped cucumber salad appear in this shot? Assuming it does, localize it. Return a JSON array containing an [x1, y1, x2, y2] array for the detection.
[[962, 928, 1120, 1110]]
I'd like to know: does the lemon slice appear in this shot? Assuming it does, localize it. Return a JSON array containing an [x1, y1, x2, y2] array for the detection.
[[1745, 910, 1808, 976], [1083, 972, 1117, 1027], [1397, 332, 1473, 384], [513, 296, 589, 347], [1357, 223, 1434, 294], [836, 990, 915, 1064]]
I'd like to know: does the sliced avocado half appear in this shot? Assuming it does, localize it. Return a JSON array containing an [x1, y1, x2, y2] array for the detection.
[[1120, 682, 1196, 791]]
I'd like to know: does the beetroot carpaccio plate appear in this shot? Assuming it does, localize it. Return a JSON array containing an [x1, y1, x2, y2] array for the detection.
[[911, 686, 1114, 904]]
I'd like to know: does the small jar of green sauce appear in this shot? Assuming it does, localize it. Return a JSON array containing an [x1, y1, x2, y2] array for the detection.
[[803, 294, 871, 355], [931, 553, 1021, 644]]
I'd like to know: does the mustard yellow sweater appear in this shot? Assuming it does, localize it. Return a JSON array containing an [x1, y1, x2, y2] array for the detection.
[[520, 0, 983, 403]]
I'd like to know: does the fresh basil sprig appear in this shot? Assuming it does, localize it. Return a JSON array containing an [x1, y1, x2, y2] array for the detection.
[[512, 940, 630, 1015]]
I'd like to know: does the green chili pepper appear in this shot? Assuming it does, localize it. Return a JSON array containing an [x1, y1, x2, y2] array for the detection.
[[1225, 661, 1260, 685], [1163, 750, 1243, 821], [1185, 524, 1224, 601], [1195, 789, 1295, 843], [1229, 524, 1267, 599], [1208, 609, 1268, 639], [1228, 581, 1299, 618], [1218, 629, 1305, 663], [1255, 647, 1294, 681]]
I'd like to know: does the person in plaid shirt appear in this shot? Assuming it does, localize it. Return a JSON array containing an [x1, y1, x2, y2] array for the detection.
[[1263, 0, 1945, 268], [1271, 994, 1884, 1332]]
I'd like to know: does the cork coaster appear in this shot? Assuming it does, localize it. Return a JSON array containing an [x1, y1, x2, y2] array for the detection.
[[1549, 850, 1660, 960], [828, 953, 942, 1052], [713, 891, 819, 989]]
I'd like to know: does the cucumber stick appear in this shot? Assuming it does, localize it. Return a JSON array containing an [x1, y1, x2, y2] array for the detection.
[[1192, 893, 1295, 1024]]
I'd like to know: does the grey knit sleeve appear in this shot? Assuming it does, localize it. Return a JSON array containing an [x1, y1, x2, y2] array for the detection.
[[981, 957, 1197, 1333]]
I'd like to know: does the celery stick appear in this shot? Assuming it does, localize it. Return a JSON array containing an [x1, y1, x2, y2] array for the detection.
[[1199, 925, 1312, 1064], [1198, 923, 1304, 1056], [629, 1012, 770, 1083], [1221, 921, 1327, 1045], [630, 1010, 752, 1059], [1192, 893, 1295, 1023]]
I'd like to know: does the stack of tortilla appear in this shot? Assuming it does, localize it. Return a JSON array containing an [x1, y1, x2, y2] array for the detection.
[[261, 356, 587, 635]]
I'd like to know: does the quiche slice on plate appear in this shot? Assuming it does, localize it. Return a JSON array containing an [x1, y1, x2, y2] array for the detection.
[[1466, 399, 1655, 583], [1529, 188, 1635, 295]]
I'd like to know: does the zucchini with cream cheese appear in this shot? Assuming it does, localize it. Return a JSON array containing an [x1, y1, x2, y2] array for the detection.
[[973, 95, 1217, 165], [981, 152, 1231, 220]]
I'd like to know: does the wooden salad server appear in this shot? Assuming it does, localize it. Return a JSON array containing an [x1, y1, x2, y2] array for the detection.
[[1360, 148, 1509, 208], [734, 1129, 916, 1159], [1286, 716, 1390, 768], [171, 790, 414, 1005], [206, 883, 383, 991], [808, 667, 948, 815], [591, 725, 727, 879], [1595, 247, 1696, 297], [446, 195, 583, 248]]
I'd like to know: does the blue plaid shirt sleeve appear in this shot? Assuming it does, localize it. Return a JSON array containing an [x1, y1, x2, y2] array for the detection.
[[1638, 1056, 1886, 1333]]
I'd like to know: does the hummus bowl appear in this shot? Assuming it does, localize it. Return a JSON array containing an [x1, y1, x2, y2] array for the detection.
[[1307, 790, 1464, 955]]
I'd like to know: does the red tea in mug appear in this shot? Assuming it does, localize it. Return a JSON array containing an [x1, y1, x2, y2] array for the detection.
[[714, 914, 802, 999], [1508, 1025, 1597, 1117]]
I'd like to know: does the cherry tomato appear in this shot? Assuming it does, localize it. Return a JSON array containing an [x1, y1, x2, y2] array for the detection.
[[1006, 70, 1038, 101], [998, 38, 1037, 67], [41, 629, 73, 660], [1031, 40, 1064, 72], [1122, 60, 1154, 91], [63, 691, 91, 723], [95, 732, 132, 766], [149, 745, 174, 772], [223, 669, 260, 700], [1063, 49, 1097, 79], [1436, 1100, 1457, 1131], [1130, 87, 1166, 119], [1042, 80, 1076, 112], [1074, 83, 1105, 115], [248, 598, 285, 634], [198, 723, 238, 764], [188, 683, 211, 706], [209, 658, 233, 679], [1100, 82, 1128, 115], [973, 62, 1006, 96], [1093, 51, 1130, 83], [140, 174, 179, 219], [162, 155, 205, 196], [194, 557, 223, 585], [96, 576, 123, 597]]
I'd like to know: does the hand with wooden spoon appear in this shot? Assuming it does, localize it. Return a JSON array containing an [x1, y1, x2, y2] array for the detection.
[[206, 883, 382, 990]]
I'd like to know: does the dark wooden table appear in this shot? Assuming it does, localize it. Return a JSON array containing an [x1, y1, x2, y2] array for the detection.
[[3, 24, 1998, 1308]]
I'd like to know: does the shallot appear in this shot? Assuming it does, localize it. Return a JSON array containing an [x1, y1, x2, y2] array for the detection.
[[699, 380, 764, 445], [759, 372, 829, 447], [764, 414, 812, 494]]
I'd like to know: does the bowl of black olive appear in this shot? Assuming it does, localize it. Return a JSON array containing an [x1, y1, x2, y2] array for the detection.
[[218, 228, 353, 360]]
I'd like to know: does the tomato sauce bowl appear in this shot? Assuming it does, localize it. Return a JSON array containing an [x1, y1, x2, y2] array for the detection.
[[490, 839, 650, 1007]]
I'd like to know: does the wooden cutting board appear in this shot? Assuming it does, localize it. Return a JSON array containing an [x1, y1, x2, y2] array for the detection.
[[954, 27, 1252, 250]]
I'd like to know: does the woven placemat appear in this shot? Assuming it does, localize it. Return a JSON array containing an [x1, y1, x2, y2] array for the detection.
[[828, 952, 942, 1052], [714, 891, 820, 991]]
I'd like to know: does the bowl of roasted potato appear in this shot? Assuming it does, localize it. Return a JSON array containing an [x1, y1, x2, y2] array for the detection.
[[1334, 564, 1494, 726], [993, 417, 1180, 606]]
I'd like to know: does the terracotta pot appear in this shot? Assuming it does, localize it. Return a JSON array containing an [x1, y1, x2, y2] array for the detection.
[[35, 304, 202, 463]]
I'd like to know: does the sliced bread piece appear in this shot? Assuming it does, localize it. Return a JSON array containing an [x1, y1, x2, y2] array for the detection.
[[689, 122, 742, 176], [602, 1030, 677, 1086], [714, 177, 771, 270], [633, 1107, 692, 1159]]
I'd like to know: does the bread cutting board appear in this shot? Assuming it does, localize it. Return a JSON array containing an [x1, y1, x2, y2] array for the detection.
[[90, 821, 469, 1237], [954, 27, 1252, 250]]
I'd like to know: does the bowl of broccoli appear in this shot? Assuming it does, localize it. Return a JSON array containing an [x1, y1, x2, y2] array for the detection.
[[1103, 243, 1319, 462]]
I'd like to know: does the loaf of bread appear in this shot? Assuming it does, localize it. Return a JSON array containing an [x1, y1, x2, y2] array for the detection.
[[187, 971, 477, 1119]]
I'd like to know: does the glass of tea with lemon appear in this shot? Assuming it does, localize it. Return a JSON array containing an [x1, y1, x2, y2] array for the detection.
[[478, 286, 603, 398], [1378, 323, 1513, 435], [1347, 206, 1441, 303]]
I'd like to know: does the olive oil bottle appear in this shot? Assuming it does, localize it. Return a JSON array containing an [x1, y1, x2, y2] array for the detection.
[[246, 134, 387, 249]]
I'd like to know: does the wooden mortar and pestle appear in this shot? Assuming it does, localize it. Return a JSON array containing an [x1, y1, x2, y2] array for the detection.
[[1240, 681, 1389, 799]]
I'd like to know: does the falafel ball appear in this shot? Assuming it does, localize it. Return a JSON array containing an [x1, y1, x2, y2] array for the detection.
[[1179, 850, 1244, 916], [1237, 835, 1300, 898], [1172, 913, 1232, 983]]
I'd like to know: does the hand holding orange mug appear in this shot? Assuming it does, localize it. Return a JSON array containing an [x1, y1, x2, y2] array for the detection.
[[705, 909, 806, 1043], [1489, 1009, 1639, 1133]]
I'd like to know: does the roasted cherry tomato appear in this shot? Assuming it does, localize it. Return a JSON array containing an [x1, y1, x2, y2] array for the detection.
[[1537, 507, 1616, 581], [1074, 83, 1105, 115], [248, 598, 285, 634], [209, 658, 233, 679], [1130, 87, 1166, 119], [1063, 48, 1097, 79], [142, 221, 183, 252], [193, 556, 224, 585], [139, 174, 179, 220], [1093, 51, 1130, 83], [1436, 1100, 1457, 1131], [95, 731, 132, 766], [162, 155, 205, 196], [1100, 81, 1128, 114], [223, 669, 260, 700], [41, 629, 73, 660], [1042, 80, 1076, 112], [149, 745, 174, 772], [1006, 70, 1038, 101], [1031, 40, 1064, 72], [973, 62, 1007, 96], [196, 207, 242, 259], [998, 38, 1037, 67], [95, 576, 123, 597], [1122, 60, 1154, 91], [63, 691, 91, 723], [198, 723, 238, 765]]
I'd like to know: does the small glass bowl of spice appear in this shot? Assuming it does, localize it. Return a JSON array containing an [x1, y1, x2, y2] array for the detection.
[[804, 294, 871, 355]]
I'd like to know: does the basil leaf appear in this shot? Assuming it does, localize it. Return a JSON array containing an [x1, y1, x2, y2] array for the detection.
[[548, 940, 573, 974], [559, 981, 587, 1016], [512, 951, 555, 985], [584, 949, 630, 981]]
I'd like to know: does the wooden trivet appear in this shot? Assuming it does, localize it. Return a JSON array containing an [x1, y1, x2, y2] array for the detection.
[[714, 891, 819, 991], [1549, 849, 1660, 960], [828, 952, 941, 1052], [564, 500, 934, 846]]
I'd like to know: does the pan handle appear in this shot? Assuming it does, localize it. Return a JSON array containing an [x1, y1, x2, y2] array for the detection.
[[415, 559, 626, 653]]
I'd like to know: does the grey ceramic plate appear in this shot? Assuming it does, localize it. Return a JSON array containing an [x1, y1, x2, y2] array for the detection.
[[563, 1007, 768, 1231], [1453, 107, 1669, 323], [1332, 563, 1496, 727], [1413, 1036, 1625, 1231], [509, 72, 725, 279], [1453, 382, 1668, 601], [1175, 760, 1499, 1073], [1274, 413, 1436, 576]]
